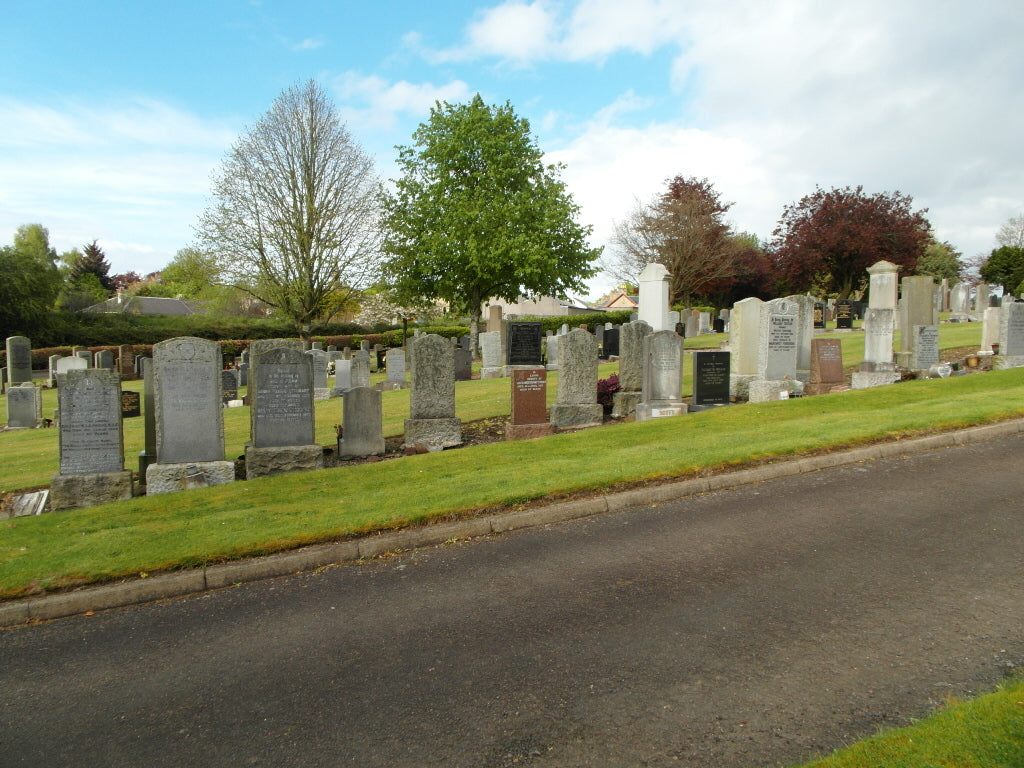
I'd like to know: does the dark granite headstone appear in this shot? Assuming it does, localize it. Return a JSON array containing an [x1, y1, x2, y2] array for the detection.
[[603, 328, 620, 357], [813, 302, 826, 329], [506, 321, 544, 366], [221, 369, 239, 403], [692, 351, 730, 407], [713, 318, 726, 333], [121, 390, 141, 418], [835, 300, 853, 329], [454, 347, 472, 381]]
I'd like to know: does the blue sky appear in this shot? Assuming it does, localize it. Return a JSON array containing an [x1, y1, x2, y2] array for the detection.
[[2, 0, 1022, 299]]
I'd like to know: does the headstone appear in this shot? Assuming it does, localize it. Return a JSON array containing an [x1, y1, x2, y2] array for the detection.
[[994, 300, 1024, 368], [611, 320, 652, 418], [337, 387, 385, 459], [75, 350, 92, 364], [974, 283, 991, 314], [603, 327, 620, 358], [220, 369, 239, 404], [454, 347, 473, 381], [94, 350, 115, 370], [806, 339, 845, 395], [487, 305, 503, 333], [47, 354, 62, 387], [698, 312, 712, 335], [404, 334, 461, 450], [117, 345, 134, 377], [480, 331, 505, 378], [121, 390, 142, 418], [713, 317, 726, 334], [384, 348, 408, 389], [980, 307, 1000, 353], [6, 336, 32, 385], [898, 276, 938, 356], [867, 260, 900, 309], [684, 314, 700, 339], [333, 359, 353, 394], [757, 298, 799, 381], [506, 367, 552, 440], [459, 336, 471, 351], [146, 337, 234, 494], [638, 262, 672, 332], [351, 352, 371, 389], [311, 341, 323, 351], [813, 302, 826, 329], [544, 334, 559, 371], [6, 383, 41, 428], [910, 325, 940, 370], [549, 328, 603, 430], [506, 322, 544, 366], [729, 297, 763, 378], [306, 348, 332, 399], [851, 307, 900, 389], [783, 295, 815, 376], [636, 330, 686, 420], [49, 369, 134, 510], [690, 351, 731, 410], [834, 300, 854, 329], [245, 339, 321, 479], [949, 282, 970, 321], [139, 358, 156, 484]]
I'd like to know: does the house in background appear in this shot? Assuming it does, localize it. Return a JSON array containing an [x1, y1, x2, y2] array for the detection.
[[599, 291, 639, 311], [484, 295, 594, 318], [82, 292, 202, 316]]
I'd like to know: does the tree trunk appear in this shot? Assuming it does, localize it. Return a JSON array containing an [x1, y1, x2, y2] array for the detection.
[[469, 308, 481, 361]]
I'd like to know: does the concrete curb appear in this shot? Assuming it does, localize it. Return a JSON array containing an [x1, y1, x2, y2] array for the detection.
[[4, 418, 1023, 627]]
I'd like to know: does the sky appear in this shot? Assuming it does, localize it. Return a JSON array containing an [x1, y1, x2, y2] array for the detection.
[[2, 0, 1022, 301]]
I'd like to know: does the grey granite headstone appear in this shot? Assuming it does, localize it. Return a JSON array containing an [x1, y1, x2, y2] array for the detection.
[[636, 330, 686, 420], [550, 328, 603, 430], [404, 334, 461, 449], [333, 359, 353, 394], [338, 387, 385, 459], [6, 336, 32, 385], [94, 350, 115, 371], [55, 356, 88, 377], [386, 348, 407, 386], [898, 276, 938, 354], [146, 337, 234, 494], [6, 383, 41, 428], [480, 331, 504, 378], [757, 298, 799, 380], [544, 334, 559, 371], [910, 325, 940, 370], [306, 349, 329, 389], [996, 300, 1024, 365], [351, 352, 371, 389], [729, 297, 763, 376], [47, 354, 62, 387]]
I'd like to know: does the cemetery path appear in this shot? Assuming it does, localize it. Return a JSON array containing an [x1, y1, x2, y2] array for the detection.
[[2, 433, 1023, 768]]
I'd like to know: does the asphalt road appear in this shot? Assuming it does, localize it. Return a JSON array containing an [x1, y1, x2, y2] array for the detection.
[[3, 434, 1023, 768]]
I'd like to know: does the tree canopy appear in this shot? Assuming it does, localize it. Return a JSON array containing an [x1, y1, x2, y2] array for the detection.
[[771, 186, 932, 299], [196, 79, 381, 339], [980, 245, 1024, 295], [915, 239, 964, 283], [380, 94, 599, 347], [0, 224, 62, 336], [605, 176, 746, 307]]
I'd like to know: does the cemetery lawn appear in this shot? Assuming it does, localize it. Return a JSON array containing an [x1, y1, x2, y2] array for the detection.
[[794, 675, 1024, 768]]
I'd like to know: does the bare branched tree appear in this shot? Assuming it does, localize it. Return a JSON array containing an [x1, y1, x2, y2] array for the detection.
[[996, 213, 1024, 249], [604, 176, 737, 307], [196, 79, 381, 339]]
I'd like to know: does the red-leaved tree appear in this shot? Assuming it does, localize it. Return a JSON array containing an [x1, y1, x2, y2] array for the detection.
[[771, 186, 932, 299]]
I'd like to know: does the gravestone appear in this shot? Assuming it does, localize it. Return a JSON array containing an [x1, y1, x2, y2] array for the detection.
[[729, 297, 763, 396], [404, 334, 461, 450], [454, 347, 473, 381], [806, 339, 845, 395], [867, 260, 900, 309], [94, 350, 115, 370], [117, 345, 134, 377], [698, 312, 712, 335], [612, 319, 652, 418], [851, 308, 900, 389], [603, 327, 620, 358], [550, 328, 603, 430], [544, 334, 559, 371], [75, 350, 92, 364], [147, 337, 234, 494], [221, 369, 239, 404], [834, 300, 854, 330], [690, 351, 731, 410], [121, 390, 142, 418], [480, 331, 505, 378], [487, 304, 503, 333], [910, 325, 940, 370], [6, 384, 41, 428], [333, 359, 353, 394], [306, 348, 332, 399], [506, 322, 543, 366], [6, 336, 32, 385], [337, 387, 385, 459], [783, 294, 815, 377], [638, 262, 672, 332], [636, 330, 686, 420], [684, 313, 700, 339], [974, 283, 991, 313], [138, 358, 156, 484], [949, 282, 970, 322], [813, 302, 826, 329], [381, 348, 408, 390], [898, 276, 938, 358], [50, 368, 134, 510], [994, 300, 1024, 368], [980, 307, 1000, 353], [506, 367, 552, 440], [47, 354, 62, 387], [351, 352, 372, 389], [748, 298, 802, 403], [246, 339, 322, 479]]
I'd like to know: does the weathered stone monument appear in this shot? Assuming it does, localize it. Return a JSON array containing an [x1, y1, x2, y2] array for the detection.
[[50, 369, 134, 510], [748, 298, 802, 402], [994, 299, 1024, 369], [404, 334, 462, 450], [909, 325, 940, 371], [897, 275, 938, 364], [549, 328, 603, 430], [307, 349, 332, 399], [6, 336, 32, 386], [690, 351, 731, 411], [352, 351, 372, 389], [612, 319, 652, 418], [333, 359, 353, 395], [246, 339, 323, 480], [454, 347, 473, 381], [544, 333, 559, 371], [337, 387, 385, 459], [729, 296, 763, 397], [949, 282, 970, 322], [636, 330, 686, 420], [852, 261, 901, 389], [6, 383, 41, 428], [147, 337, 234, 494], [638, 262, 673, 332], [506, 367, 553, 440], [480, 331, 505, 379]]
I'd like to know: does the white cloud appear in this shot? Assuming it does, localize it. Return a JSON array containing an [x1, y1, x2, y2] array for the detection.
[[331, 72, 473, 133], [291, 36, 324, 51], [438, 1, 559, 64]]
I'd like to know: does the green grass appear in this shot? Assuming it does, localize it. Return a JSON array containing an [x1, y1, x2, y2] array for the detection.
[[794, 676, 1024, 768]]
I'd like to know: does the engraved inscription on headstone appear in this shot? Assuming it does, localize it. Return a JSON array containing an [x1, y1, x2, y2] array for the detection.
[[692, 351, 731, 406], [506, 322, 544, 366], [121, 390, 142, 418], [58, 369, 124, 474], [152, 337, 224, 464], [251, 342, 314, 448], [834, 300, 853, 329]]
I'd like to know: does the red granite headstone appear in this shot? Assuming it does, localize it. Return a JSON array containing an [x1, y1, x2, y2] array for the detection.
[[506, 367, 553, 440]]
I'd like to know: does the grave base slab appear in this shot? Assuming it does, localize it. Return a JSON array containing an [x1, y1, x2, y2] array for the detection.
[[480, 367, 505, 379], [245, 445, 324, 480], [146, 461, 236, 495], [729, 374, 757, 398], [505, 423, 554, 441], [550, 403, 604, 431], [611, 390, 642, 419], [403, 418, 462, 450], [49, 470, 134, 511], [636, 401, 688, 421], [748, 379, 805, 403], [850, 371, 901, 390]]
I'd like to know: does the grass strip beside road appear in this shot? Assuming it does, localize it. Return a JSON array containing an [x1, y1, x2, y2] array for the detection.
[[795, 676, 1024, 768], [2, 366, 1023, 598]]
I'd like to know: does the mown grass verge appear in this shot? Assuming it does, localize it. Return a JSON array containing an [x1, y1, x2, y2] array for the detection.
[[794, 676, 1024, 768], [2, 363, 1022, 599]]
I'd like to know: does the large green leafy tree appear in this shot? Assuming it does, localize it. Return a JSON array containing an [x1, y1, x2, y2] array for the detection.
[[0, 224, 62, 336], [980, 245, 1024, 295], [196, 79, 381, 339], [381, 95, 600, 351], [915, 239, 964, 283]]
